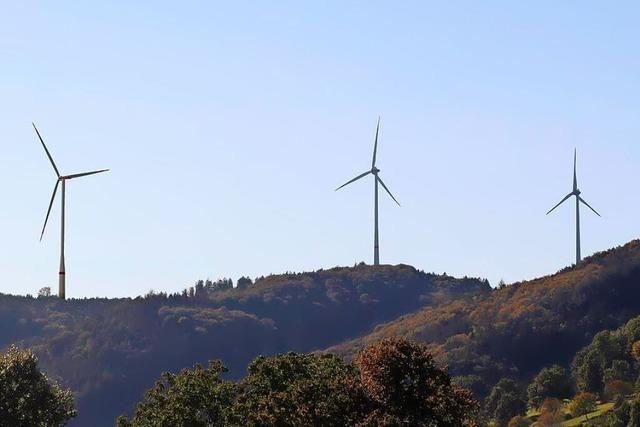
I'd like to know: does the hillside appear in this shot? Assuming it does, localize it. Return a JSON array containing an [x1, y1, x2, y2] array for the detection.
[[327, 240, 640, 398], [0, 264, 489, 426], [8, 240, 640, 426]]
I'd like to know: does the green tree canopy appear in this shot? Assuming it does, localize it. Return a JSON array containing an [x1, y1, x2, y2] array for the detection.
[[568, 392, 598, 421], [629, 396, 640, 427], [0, 345, 76, 426], [526, 365, 574, 408], [235, 352, 365, 426], [600, 394, 631, 427], [118, 338, 478, 426], [117, 361, 237, 427], [483, 378, 527, 427]]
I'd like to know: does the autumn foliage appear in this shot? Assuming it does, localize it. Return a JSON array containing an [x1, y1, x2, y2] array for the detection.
[[119, 338, 478, 426], [0, 264, 487, 425], [330, 240, 640, 397], [355, 338, 478, 426]]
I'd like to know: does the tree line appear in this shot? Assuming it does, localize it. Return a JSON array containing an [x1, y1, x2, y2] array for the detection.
[[2, 338, 479, 426]]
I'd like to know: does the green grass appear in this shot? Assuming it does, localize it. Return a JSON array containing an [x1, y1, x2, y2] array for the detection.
[[526, 401, 615, 426], [561, 402, 614, 426]]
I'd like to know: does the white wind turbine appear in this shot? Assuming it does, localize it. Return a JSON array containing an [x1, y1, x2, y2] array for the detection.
[[336, 118, 400, 265], [33, 123, 109, 299], [546, 149, 600, 265]]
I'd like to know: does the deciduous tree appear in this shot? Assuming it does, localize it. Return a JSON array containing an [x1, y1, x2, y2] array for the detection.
[[568, 392, 598, 421], [537, 398, 564, 427], [117, 361, 238, 427], [235, 352, 365, 427], [0, 345, 76, 426], [629, 396, 640, 427], [120, 338, 479, 426], [355, 337, 478, 426], [483, 378, 527, 426], [527, 365, 573, 408], [604, 379, 634, 400]]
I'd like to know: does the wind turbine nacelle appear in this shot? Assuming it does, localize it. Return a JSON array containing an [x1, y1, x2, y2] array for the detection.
[[372, 167, 380, 174]]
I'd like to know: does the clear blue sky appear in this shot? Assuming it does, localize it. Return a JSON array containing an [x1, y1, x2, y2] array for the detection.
[[1, 2, 639, 297]]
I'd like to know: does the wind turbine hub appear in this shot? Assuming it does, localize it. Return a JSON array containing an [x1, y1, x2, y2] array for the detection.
[[574, 189, 581, 196], [372, 167, 380, 175]]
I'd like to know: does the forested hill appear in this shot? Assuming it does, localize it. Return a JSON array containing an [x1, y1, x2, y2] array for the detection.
[[9, 239, 640, 426], [327, 240, 640, 398], [0, 264, 489, 426]]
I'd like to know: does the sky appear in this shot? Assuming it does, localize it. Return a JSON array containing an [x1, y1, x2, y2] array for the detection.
[[1, 2, 639, 298]]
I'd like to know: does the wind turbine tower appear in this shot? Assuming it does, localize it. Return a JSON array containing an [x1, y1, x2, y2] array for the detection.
[[33, 123, 109, 299], [546, 149, 600, 265], [336, 118, 400, 265]]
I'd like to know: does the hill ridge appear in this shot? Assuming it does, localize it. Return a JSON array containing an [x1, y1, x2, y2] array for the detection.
[[327, 239, 640, 397]]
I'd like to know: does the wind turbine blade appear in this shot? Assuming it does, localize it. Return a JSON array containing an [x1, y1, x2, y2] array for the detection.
[[372, 117, 380, 168], [546, 192, 573, 215], [40, 180, 59, 241], [335, 171, 371, 191], [32, 123, 60, 178], [377, 176, 400, 206], [573, 148, 578, 191], [62, 169, 110, 180], [579, 196, 601, 217]]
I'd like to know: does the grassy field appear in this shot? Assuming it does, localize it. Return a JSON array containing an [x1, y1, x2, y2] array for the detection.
[[561, 402, 614, 426], [526, 401, 616, 426]]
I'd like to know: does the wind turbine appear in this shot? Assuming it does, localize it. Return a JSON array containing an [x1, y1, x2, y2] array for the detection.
[[335, 118, 400, 265], [33, 123, 109, 300], [546, 149, 600, 265]]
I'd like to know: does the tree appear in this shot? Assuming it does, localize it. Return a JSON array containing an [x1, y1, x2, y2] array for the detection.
[[0, 345, 76, 426], [537, 398, 564, 427], [194, 280, 205, 297], [208, 278, 233, 292], [629, 396, 640, 427], [37, 286, 52, 297], [604, 380, 634, 400], [355, 337, 478, 426], [119, 339, 479, 426], [483, 378, 527, 426], [573, 349, 605, 394], [235, 352, 365, 426], [604, 360, 634, 383], [527, 365, 574, 409], [236, 276, 252, 290], [117, 361, 238, 426], [600, 394, 630, 427], [631, 340, 640, 362], [568, 392, 598, 421]]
